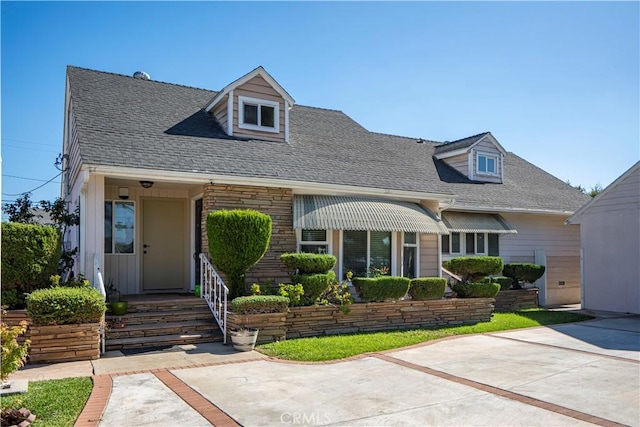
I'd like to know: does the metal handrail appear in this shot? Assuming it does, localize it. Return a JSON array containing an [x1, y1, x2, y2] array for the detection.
[[199, 254, 229, 344], [93, 254, 106, 355]]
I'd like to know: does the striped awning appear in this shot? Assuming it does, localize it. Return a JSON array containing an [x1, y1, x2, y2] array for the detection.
[[441, 211, 517, 234], [293, 195, 449, 234]]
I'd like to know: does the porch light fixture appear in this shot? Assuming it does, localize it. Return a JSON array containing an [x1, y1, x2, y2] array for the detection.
[[118, 187, 129, 200], [139, 180, 154, 189]]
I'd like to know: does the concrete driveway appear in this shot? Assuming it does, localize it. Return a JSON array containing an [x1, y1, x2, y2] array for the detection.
[[86, 316, 640, 427]]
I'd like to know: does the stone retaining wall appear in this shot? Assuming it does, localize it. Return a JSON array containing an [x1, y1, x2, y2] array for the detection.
[[228, 298, 494, 343], [29, 323, 101, 363], [494, 289, 538, 311]]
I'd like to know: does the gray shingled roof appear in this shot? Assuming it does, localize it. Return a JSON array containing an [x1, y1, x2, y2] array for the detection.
[[434, 132, 489, 155], [66, 66, 590, 213]]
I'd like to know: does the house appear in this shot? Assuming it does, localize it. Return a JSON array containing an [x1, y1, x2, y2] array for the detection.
[[566, 162, 640, 314], [61, 66, 590, 306]]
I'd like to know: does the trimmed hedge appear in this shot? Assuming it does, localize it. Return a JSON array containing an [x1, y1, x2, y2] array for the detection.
[[1, 222, 61, 296], [231, 295, 290, 314], [280, 253, 337, 274], [291, 271, 336, 305], [408, 277, 446, 301], [27, 287, 106, 326], [207, 209, 272, 298], [452, 282, 500, 298], [492, 276, 514, 291], [352, 276, 411, 302], [443, 256, 504, 283], [503, 263, 546, 287]]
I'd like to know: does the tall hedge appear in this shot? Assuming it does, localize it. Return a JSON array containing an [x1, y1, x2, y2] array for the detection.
[[1, 222, 61, 295], [443, 256, 504, 283], [207, 209, 272, 299]]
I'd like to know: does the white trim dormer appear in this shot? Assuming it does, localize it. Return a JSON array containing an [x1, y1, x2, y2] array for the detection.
[[435, 132, 506, 183]]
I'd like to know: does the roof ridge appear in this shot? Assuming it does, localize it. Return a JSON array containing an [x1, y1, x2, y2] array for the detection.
[[369, 131, 441, 144], [437, 131, 490, 147], [66, 65, 217, 94], [294, 104, 344, 113]]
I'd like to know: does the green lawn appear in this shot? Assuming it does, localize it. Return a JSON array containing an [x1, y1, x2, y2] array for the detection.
[[257, 309, 592, 361], [1, 377, 92, 427]]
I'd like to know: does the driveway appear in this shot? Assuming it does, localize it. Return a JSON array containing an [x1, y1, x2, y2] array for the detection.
[[89, 316, 639, 426]]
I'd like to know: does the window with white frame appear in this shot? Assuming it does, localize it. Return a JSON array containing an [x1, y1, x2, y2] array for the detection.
[[477, 152, 499, 175], [402, 232, 419, 279], [342, 230, 392, 278], [442, 232, 499, 256], [238, 96, 279, 133], [105, 201, 135, 254], [298, 229, 329, 254]]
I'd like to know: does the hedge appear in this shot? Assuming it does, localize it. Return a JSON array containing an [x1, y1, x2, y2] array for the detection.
[[503, 263, 546, 287], [280, 253, 336, 274], [27, 287, 106, 325], [291, 271, 336, 305], [408, 277, 446, 301], [1, 222, 61, 296], [207, 209, 272, 298], [352, 276, 411, 302], [492, 276, 513, 291], [443, 256, 504, 283], [452, 282, 500, 298], [231, 295, 290, 314]]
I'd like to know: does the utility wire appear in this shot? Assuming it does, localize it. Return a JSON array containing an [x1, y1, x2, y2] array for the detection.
[[3, 174, 61, 183], [2, 172, 62, 196]]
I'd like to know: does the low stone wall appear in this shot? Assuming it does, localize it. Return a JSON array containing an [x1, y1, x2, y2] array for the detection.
[[494, 289, 538, 311], [29, 323, 101, 363], [228, 298, 495, 343]]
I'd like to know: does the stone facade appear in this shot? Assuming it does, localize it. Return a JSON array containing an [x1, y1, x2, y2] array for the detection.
[[227, 298, 495, 343], [28, 323, 101, 363], [494, 289, 539, 311], [202, 184, 296, 290]]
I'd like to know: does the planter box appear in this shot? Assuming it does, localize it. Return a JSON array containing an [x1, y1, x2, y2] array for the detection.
[[495, 289, 538, 311], [28, 323, 101, 363]]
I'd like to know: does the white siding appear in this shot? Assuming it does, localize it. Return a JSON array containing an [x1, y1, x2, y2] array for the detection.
[[501, 213, 581, 305], [82, 174, 105, 287]]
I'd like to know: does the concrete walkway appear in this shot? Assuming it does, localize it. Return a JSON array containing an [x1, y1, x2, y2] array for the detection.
[[8, 316, 640, 426]]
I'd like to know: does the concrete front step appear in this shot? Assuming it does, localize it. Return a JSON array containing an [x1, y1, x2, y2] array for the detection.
[[106, 320, 217, 339], [105, 332, 223, 351], [105, 308, 213, 325]]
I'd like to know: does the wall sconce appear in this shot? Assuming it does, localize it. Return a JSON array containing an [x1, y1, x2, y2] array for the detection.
[[139, 180, 154, 189], [118, 187, 129, 200]]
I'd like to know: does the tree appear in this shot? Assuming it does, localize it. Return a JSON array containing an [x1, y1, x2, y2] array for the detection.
[[2, 193, 38, 223], [566, 181, 603, 198]]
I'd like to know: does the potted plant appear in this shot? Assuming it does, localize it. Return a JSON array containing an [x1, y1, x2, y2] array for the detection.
[[110, 300, 128, 316], [106, 279, 120, 303], [229, 327, 259, 351]]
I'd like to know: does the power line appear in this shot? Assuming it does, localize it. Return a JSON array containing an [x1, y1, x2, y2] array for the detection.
[[3, 174, 61, 183], [2, 172, 62, 196]]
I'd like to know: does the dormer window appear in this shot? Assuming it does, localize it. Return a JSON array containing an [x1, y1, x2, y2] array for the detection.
[[238, 96, 279, 133], [477, 152, 499, 175]]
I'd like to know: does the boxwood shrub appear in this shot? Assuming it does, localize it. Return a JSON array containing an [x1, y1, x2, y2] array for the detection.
[[27, 287, 106, 325], [408, 277, 446, 301], [231, 295, 290, 314], [280, 253, 337, 274], [492, 276, 514, 291], [291, 271, 336, 305], [443, 256, 504, 283], [352, 276, 411, 302], [503, 263, 546, 288], [452, 282, 500, 298], [1, 222, 61, 296]]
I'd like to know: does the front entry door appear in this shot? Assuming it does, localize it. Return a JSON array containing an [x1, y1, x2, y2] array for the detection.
[[142, 199, 187, 292]]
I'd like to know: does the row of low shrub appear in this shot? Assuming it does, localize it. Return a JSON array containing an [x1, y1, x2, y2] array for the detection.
[[352, 277, 410, 302], [231, 295, 290, 314]]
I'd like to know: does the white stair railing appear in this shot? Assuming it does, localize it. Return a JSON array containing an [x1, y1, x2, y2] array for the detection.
[[199, 254, 229, 344], [93, 254, 106, 354]]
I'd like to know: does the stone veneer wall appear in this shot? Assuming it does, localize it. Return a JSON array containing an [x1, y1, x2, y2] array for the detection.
[[202, 184, 296, 289], [494, 289, 539, 311], [228, 298, 495, 343], [29, 323, 101, 363]]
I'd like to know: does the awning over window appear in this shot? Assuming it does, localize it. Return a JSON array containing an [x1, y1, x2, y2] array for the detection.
[[293, 195, 449, 234], [441, 211, 517, 234]]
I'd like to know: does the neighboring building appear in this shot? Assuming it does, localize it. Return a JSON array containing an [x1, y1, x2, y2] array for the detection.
[[61, 66, 590, 306], [567, 162, 640, 314]]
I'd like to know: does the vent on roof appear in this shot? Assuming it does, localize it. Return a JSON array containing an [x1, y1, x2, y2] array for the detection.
[[133, 71, 150, 80]]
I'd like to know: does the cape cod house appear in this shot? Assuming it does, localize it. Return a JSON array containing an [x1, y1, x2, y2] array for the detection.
[[61, 66, 590, 307]]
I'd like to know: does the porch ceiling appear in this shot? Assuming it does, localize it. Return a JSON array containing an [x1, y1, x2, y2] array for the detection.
[[441, 211, 517, 234], [104, 178, 202, 191], [293, 195, 449, 234]]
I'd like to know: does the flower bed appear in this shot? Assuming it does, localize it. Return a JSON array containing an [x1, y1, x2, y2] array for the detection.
[[494, 289, 538, 311]]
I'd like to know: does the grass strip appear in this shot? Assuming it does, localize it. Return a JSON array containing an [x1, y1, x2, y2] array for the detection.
[[257, 309, 591, 361], [1, 377, 92, 427]]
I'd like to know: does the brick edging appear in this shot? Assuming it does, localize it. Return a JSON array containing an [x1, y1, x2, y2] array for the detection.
[[74, 375, 112, 427]]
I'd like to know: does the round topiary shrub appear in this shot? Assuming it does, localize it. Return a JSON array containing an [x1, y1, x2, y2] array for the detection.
[[503, 263, 545, 289], [280, 253, 336, 274], [27, 287, 106, 325], [291, 271, 337, 305], [492, 276, 514, 291], [443, 256, 504, 283], [408, 277, 447, 301], [452, 282, 500, 298], [352, 276, 411, 302], [207, 209, 272, 299]]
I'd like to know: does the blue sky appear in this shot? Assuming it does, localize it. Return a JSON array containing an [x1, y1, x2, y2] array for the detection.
[[2, 1, 638, 206]]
